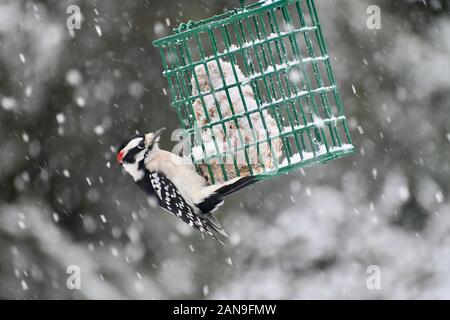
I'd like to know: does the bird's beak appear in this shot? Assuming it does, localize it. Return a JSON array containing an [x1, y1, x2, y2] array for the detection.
[[117, 150, 124, 164], [152, 127, 166, 142]]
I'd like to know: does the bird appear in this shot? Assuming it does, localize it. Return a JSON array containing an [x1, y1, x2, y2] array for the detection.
[[116, 127, 258, 242]]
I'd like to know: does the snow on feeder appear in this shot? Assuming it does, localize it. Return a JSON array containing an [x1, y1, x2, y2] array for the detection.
[[153, 0, 354, 184]]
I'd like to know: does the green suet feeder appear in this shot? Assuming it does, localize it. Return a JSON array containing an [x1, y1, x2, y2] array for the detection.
[[153, 0, 354, 184]]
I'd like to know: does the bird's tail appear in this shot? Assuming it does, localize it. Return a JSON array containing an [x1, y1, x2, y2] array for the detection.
[[213, 176, 258, 198], [204, 214, 229, 238], [197, 176, 260, 241], [196, 175, 259, 215]]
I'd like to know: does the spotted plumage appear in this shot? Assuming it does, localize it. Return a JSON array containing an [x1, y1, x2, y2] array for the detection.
[[135, 170, 220, 239]]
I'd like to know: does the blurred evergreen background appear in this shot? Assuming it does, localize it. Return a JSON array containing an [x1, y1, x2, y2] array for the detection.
[[0, 0, 449, 299]]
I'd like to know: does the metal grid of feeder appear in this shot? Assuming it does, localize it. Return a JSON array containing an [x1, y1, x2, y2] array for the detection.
[[153, 0, 354, 184]]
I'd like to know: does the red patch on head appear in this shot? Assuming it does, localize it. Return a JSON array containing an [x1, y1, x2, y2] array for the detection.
[[117, 150, 124, 164]]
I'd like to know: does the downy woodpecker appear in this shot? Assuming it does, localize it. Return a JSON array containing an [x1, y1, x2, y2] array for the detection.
[[116, 127, 257, 241]]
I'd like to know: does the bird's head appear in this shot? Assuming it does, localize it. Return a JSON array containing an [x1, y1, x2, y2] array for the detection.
[[116, 127, 166, 166]]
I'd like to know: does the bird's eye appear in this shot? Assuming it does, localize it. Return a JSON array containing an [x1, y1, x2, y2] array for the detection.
[[138, 140, 146, 149]]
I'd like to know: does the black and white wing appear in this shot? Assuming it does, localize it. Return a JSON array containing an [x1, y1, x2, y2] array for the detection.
[[147, 171, 219, 238]]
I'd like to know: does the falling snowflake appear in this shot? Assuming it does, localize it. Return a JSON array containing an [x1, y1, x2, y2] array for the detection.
[[22, 133, 29, 143], [435, 191, 444, 203], [154, 21, 165, 36], [94, 125, 105, 136], [1, 96, 17, 111], [56, 113, 66, 124], [66, 69, 83, 86], [95, 25, 102, 36], [21, 280, 29, 291], [357, 125, 364, 135], [75, 96, 86, 107]]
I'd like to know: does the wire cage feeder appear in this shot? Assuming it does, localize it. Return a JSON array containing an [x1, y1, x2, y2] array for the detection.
[[153, 0, 354, 184]]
